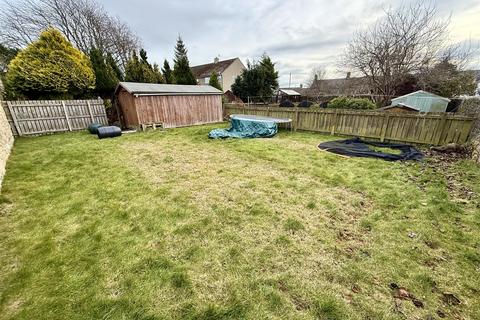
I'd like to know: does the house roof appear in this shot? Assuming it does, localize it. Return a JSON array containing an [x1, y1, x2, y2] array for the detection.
[[279, 89, 301, 96], [116, 82, 222, 96], [307, 76, 370, 95], [191, 58, 238, 79]]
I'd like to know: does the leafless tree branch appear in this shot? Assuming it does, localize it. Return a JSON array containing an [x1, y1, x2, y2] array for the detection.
[[342, 3, 450, 103], [0, 0, 140, 69]]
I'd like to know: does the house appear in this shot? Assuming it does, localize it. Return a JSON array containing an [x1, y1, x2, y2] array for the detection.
[[385, 90, 450, 113], [306, 73, 370, 97], [191, 57, 245, 92], [115, 82, 223, 129]]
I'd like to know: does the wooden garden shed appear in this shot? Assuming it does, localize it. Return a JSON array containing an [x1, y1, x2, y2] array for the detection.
[[115, 82, 223, 128]]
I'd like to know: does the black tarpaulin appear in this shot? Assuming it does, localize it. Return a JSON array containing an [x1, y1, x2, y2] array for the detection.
[[318, 137, 424, 161]]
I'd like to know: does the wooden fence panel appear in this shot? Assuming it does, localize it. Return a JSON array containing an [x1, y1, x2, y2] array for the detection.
[[224, 104, 476, 145], [2, 99, 108, 136]]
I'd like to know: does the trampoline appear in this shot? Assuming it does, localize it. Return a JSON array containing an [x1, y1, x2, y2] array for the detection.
[[229, 114, 292, 124], [209, 114, 292, 139], [230, 114, 293, 132]]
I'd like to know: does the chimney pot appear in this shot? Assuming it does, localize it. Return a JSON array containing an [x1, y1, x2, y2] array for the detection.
[[346, 72, 351, 79], [214, 57, 219, 63]]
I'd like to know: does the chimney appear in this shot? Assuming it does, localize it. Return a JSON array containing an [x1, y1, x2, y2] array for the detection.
[[214, 57, 219, 64], [314, 74, 318, 81], [346, 72, 351, 79], [300, 84, 303, 88]]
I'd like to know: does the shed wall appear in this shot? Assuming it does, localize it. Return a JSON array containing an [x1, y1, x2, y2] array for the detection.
[[133, 94, 222, 128], [118, 89, 139, 126]]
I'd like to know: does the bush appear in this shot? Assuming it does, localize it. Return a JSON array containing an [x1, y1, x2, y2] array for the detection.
[[328, 97, 376, 110], [279, 99, 294, 108], [298, 100, 313, 108], [5, 28, 95, 99]]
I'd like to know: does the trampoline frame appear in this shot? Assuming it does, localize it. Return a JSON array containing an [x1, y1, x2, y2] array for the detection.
[[229, 114, 293, 131]]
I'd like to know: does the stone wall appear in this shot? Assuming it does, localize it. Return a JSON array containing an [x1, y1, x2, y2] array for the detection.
[[0, 102, 14, 190]]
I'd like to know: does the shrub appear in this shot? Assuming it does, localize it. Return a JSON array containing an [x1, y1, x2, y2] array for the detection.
[[279, 99, 294, 108], [5, 28, 95, 99], [298, 100, 313, 108], [328, 97, 376, 110]]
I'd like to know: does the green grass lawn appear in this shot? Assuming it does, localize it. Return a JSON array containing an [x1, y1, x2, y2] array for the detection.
[[0, 125, 479, 320]]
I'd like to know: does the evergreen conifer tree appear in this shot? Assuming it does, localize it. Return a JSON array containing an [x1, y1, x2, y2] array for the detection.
[[5, 28, 94, 99], [106, 53, 123, 81], [162, 59, 173, 84], [125, 49, 164, 83], [208, 71, 222, 91], [89, 47, 118, 96], [172, 36, 196, 85]]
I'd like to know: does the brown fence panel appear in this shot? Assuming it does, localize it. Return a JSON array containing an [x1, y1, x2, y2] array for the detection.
[[224, 104, 475, 145], [2, 99, 108, 136]]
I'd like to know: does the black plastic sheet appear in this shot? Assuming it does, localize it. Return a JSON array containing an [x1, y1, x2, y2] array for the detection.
[[318, 137, 423, 161]]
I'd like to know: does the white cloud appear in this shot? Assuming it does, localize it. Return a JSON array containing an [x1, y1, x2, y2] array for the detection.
[[99, 0, 480, 87]]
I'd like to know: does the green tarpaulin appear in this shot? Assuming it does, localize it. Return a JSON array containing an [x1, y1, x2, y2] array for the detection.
[[209, 116, 278, 139]]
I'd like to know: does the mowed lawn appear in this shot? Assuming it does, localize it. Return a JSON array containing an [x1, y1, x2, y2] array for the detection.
[[0, 125, 479, 320]]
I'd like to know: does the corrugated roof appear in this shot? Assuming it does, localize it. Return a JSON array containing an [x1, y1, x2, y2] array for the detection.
[[392, 90, 450, 102], [191, 58, 238, 79], [279, 89, 301, 96], [117, 82, 222, 96]]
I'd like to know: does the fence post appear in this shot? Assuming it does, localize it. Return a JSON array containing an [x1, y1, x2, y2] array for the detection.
[[61, 100, 72, 131], [330, 110, 338, 135], [294, 107, 299, 131], [380, 113, 390, 142], [86, 101, 94, 123], [436, 113, 448, 145], [6, 101, 22, 136]]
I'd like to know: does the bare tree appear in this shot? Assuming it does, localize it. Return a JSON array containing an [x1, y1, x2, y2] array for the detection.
[[416, 43, 478, 97], [0, 0, 140, 69], [343, 3, 449, 104]]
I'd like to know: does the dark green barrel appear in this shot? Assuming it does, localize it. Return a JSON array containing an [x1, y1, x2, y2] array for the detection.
[[87, 123, 103, 134], [97, 126, 122, 139]]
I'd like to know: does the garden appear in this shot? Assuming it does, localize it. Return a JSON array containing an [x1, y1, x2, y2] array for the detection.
[[0, 125, 479, 319]]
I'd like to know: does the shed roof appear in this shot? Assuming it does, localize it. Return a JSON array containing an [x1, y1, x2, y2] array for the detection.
[[191, 58, 239, 79], [279, 89, 301, 96], [117, 82, 222, 96], [392, 90, 450, 102]]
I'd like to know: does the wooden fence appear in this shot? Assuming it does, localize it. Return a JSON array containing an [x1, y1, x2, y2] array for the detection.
[[2, 99, 108, 136], [224, 104, 476, 145]]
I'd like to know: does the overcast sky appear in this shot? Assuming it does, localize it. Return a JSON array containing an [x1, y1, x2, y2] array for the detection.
[[97, 0, 480, 87]]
